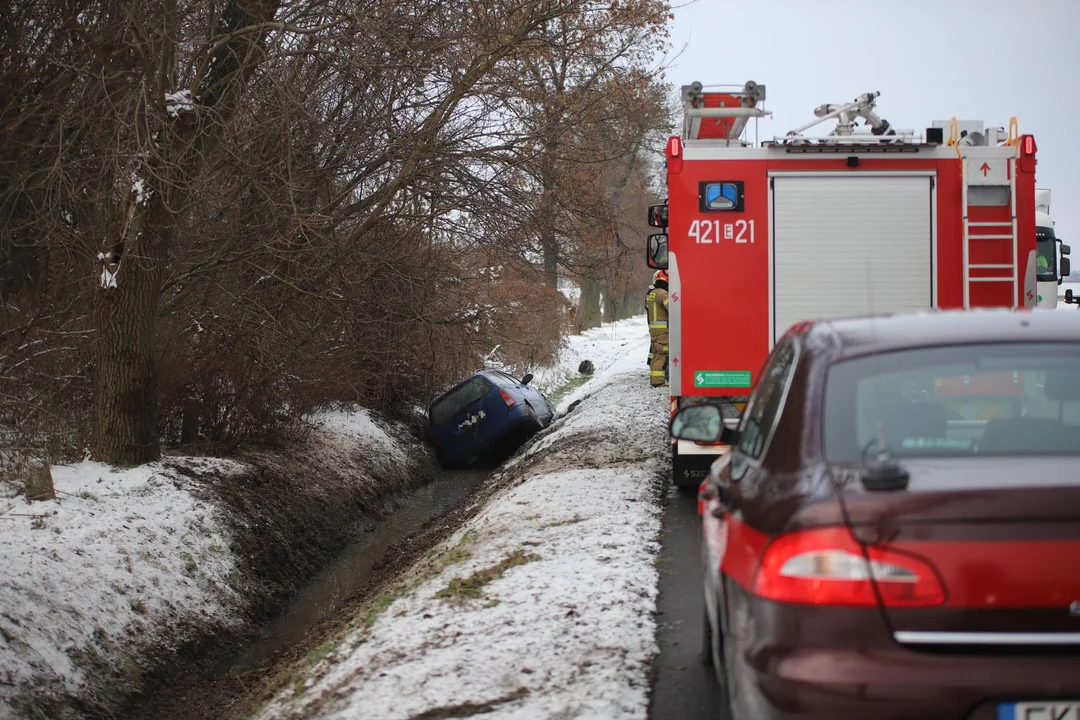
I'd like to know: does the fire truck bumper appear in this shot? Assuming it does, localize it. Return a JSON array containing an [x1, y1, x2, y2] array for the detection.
[[673, 440, 727, 490]]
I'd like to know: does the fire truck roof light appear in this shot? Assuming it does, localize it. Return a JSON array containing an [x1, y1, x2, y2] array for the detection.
[[1023, 135, 1035, 155]]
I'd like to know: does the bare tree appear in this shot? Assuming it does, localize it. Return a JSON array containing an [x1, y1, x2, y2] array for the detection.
[[0, 0, 674, 470]]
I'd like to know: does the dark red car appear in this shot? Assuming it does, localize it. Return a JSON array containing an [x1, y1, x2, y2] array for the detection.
[[670, 309, 1080, 720]]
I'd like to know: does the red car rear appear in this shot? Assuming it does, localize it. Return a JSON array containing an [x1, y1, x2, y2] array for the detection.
[[672, 309, 1080, 720]]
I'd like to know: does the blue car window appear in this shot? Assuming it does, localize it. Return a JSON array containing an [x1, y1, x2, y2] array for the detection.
[[487, 372, 519, 388], [430, 376, 493, 426]]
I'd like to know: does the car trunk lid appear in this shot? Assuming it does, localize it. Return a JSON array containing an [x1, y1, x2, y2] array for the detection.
[[431, 376, 506, 439], [835, 457, 1080, 646]]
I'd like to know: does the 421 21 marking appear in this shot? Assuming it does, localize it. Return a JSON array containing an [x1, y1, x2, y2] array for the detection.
[[688, 219, 756, 244]]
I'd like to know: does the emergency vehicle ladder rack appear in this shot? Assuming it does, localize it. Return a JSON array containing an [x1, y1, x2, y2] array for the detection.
[[959, 118, 1020, 309]]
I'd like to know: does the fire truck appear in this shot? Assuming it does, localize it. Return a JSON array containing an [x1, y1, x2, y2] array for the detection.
[[646, 80, 1054, 490], [1034, 188, 1072, 308]]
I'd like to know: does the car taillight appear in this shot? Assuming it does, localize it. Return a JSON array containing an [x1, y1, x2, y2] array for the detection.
[[752, 526, 945, 608], [498, 389, 517, 407]]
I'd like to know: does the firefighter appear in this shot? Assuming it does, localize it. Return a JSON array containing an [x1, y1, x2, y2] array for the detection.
[[644, 280, 655, 366], [649, 269, 670, 387]]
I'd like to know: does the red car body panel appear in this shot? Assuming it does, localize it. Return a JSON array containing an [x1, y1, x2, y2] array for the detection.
[[697, 310, 1080, 720]]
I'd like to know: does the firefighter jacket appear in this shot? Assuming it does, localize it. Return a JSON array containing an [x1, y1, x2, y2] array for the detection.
[[649, 286, 669, 330]]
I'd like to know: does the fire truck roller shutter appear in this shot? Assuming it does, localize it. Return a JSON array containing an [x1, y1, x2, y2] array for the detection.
[[772, 174, 933, 342]]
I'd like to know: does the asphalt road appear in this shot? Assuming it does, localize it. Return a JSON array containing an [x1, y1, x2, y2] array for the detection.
[[648, 484, 724, 720]]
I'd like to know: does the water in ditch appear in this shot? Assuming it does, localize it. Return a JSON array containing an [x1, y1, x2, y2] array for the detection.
[[228, 468, 491, 674]]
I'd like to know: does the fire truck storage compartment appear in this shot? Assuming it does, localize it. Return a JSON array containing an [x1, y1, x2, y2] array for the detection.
[[771, 173, 933, 343]]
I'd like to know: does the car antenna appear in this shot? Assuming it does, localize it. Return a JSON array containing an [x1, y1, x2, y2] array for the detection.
[[860, 259, 909, 492]]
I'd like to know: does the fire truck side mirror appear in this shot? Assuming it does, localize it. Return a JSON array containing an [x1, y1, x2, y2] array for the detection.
[[647, 233, 668, 270], [648, 204, 668, 229]]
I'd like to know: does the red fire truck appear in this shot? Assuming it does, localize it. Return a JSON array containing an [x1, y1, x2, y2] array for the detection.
[[646, 80, 1042, 490]]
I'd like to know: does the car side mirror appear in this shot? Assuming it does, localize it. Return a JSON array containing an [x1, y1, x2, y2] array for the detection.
[[520, 373, 533, 385], [647, 233, 668, 270], [670, 404, 740, 445]]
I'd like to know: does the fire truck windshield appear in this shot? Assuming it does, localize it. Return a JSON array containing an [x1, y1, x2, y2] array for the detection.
[[1036, 226, 1057, 280]]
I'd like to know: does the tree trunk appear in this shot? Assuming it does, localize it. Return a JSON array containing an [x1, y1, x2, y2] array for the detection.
[[577, 276, 603, 331], [614, 287, 637, 321], [91, 203, 170, 464], [181, 397, 201, 445], [87, 0, 280, 465], [539, 134, 560, 287], [541, 228, 559, 288], [602, 283, 617, 323]]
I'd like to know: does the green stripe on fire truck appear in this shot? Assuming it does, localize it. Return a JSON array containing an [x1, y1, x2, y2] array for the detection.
[[693, 371, 752, 388]]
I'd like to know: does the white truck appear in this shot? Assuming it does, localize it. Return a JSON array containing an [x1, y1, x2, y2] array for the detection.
[[1034, 188, 1072, 307]]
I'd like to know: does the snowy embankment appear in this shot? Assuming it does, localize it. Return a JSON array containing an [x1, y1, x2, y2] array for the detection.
[[254, 316, 670, 720], [529, 316, 650, 407], [0, 409, 427, 719], [0, 458, 247, 718]]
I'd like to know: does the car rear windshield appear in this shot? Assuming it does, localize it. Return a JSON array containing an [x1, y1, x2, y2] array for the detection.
[[823, 342, 1080, 462], [430, 376, 493, 426]]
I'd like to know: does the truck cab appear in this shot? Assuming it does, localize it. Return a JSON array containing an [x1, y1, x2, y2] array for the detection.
[[1034, 189, 1072, 308]]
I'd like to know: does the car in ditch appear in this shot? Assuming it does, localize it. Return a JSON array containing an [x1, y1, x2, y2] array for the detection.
[[428, 369, 555, 469], [670, 308, 1080, 720]]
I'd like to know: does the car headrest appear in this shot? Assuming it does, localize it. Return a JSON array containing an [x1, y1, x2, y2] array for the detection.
[[1044, 370, 1080, 402]]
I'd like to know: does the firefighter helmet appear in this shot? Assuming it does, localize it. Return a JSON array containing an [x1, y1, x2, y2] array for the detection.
[[653, 269, 669, 283]]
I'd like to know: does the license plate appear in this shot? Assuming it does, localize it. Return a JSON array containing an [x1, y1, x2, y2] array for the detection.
[[998, 701, 1080, 719]]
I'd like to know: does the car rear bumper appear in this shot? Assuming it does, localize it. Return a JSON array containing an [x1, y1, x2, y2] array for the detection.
[[735, 642, 1080, 720]]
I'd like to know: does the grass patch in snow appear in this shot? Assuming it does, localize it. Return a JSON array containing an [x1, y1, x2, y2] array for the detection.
[[435, 548, 540, 600], [305, 640, 339, 668], [547, 374, 591, 408], [353, 530, 477, 631], [357, 587, 406, 631], [433, 530, 475, 568], [542, 513, 584, 528]]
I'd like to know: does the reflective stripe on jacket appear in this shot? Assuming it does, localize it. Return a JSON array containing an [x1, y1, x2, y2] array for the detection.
[[649, 287, 669, 329]]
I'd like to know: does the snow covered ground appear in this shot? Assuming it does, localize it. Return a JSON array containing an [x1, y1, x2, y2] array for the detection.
[[0, 457, 249, 716], [254, 315, 669, 720], [530, 316, 654, 411], [0, 313, 662, 719], [0, 403, 420, 718]]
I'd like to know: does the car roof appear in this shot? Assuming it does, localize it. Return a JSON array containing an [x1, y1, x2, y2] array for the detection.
[[805, 308, 1080, 359]]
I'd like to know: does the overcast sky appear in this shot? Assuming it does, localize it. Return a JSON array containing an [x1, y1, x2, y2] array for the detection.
[[662, 0, 1079, 246]]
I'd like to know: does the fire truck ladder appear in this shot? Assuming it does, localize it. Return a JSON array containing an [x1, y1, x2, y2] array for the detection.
[[957, 118, 1020, 309]]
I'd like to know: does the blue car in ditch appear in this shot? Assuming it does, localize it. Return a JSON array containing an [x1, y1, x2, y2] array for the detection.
[[428, 369, 555, 469]]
